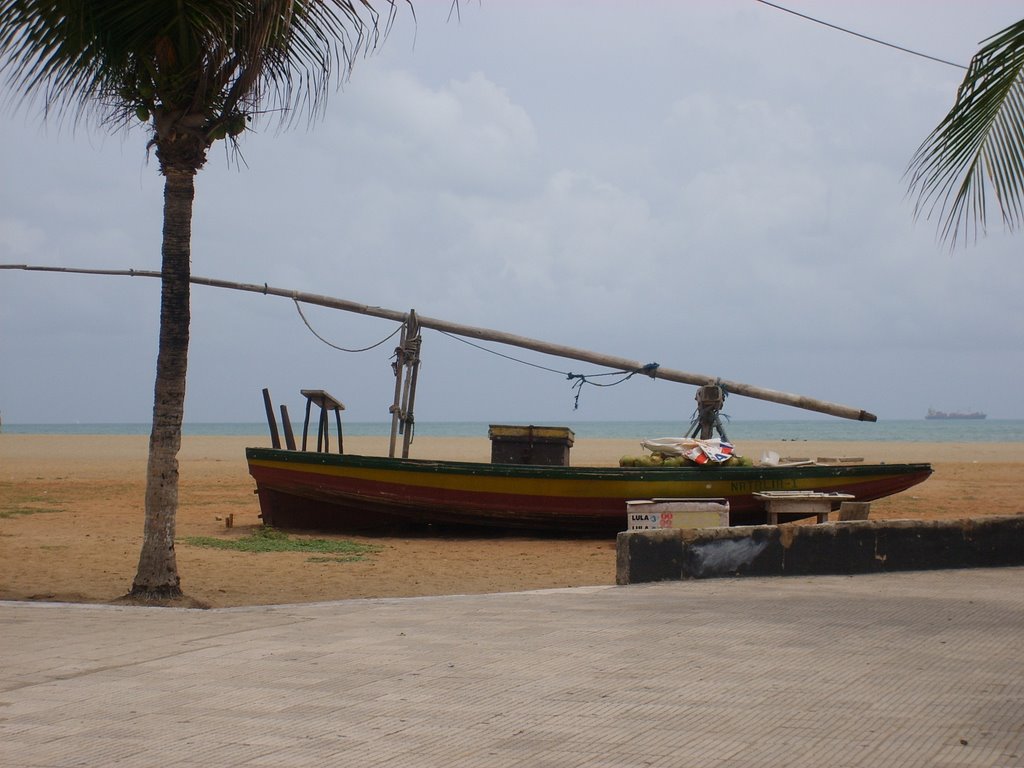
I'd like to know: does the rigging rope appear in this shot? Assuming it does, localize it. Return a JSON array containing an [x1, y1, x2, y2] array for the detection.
[[294, 299, 403, 353], [436, 329, 566, 375], [437, 329, 658, 410]]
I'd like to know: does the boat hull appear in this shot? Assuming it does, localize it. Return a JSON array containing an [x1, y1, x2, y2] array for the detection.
[[246, 448, 933, 535]]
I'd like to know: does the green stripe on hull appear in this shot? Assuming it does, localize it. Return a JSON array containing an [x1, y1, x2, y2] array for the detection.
[[245, 448, 933, 533]]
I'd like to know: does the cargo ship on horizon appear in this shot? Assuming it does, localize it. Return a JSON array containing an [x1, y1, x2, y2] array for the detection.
[[925, 408, 987, 420]]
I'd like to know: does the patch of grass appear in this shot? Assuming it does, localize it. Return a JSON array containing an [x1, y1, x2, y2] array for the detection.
[[0, 506, 60, 520], [0, 486, 65, 519], [1, 507, 41, 519], [182, 527, 379, 561], [182, 497, 253, 508]]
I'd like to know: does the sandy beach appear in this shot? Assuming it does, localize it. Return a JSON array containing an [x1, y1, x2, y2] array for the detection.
[[0, 433, 1020, 608]]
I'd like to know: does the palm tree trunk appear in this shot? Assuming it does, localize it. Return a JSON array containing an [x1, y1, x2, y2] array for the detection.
[[130, 168, 194, 599]]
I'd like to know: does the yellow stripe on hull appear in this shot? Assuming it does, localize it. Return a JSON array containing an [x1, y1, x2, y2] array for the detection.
[[248, 457, 885, 500]]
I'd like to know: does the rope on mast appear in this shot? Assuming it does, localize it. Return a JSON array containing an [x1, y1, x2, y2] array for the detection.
[[292, 299, 402, 353]]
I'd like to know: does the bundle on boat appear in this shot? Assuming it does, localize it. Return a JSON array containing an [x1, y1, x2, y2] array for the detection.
[[620, 438, 753, 467]]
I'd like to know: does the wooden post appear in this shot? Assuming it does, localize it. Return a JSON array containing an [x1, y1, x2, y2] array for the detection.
[[388, 322, 408, 458], [302, 397, 312, 451], [317, 406, 329, 452], [400, 311, 421, 459], [262, 388, 281, 449], [334, 407, 344, 454], [280, 405, 297, 450]]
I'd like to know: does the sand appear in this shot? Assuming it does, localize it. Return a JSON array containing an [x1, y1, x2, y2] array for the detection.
[[1, 433, 1021, 608]]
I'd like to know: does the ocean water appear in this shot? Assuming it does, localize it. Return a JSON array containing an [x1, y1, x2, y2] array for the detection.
[[4, 419, 1023, 442]]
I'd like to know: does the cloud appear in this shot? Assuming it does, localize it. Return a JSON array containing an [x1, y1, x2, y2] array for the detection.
[[2, 1, 1022, 423], [320, 68, 538, 195], [0, 218, 46, 256]]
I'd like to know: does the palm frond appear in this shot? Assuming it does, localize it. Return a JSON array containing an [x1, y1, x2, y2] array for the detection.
[[0, 0, 406, 135], [907, 18, 1024, 248]]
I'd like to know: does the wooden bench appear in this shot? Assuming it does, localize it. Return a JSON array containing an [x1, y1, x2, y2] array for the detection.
[[754, 491, 855, 525]]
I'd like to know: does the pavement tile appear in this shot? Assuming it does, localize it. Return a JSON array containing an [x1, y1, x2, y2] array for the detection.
[[2, 568, 1023, 767]]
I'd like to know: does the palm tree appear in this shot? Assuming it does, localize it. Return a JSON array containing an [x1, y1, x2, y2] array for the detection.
[[907, 18, 1024, 248], [0, 0, 403, 599]]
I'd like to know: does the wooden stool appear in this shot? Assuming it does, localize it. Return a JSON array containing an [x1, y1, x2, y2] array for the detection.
[[300, 389, 345, 453], [754, 491, 855, 525]]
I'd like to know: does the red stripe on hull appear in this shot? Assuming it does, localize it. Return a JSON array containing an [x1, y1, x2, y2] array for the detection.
[[247, 452, 933, 534]]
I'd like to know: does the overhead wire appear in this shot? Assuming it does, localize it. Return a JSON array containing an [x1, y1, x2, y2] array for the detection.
[[753, 0, 967, 70]]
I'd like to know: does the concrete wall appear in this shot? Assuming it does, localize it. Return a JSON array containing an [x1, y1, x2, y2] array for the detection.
[[616, 515, 1024, 583]]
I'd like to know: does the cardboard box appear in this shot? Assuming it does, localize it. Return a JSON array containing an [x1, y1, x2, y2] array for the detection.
[[626, 498, 730, 530]]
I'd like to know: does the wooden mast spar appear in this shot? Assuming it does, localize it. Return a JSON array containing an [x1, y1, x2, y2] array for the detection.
[[0, 265, 879, 428]]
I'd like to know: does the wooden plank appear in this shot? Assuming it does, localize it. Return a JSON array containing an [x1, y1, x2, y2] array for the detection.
[[0, 265, 877, 422], [280, 405, 297, 451], [261, 388, 281, 450]]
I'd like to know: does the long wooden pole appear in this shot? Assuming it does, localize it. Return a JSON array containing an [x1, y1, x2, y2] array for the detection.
[[0, 264, 877, 421], [401, 311, 422, 458], [387, 322, 407, 458]]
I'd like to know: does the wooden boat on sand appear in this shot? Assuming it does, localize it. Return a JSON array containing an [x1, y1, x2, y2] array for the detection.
[[246, 446, 933, 534], [1, 265, 935, 535], [221, 279, 931, 536]]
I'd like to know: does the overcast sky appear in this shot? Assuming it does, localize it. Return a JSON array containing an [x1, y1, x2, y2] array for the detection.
[[2, 0, 1022, 428]]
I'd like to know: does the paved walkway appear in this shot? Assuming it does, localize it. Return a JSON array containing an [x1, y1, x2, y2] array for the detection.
[[3, 568, 1023, 767]]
